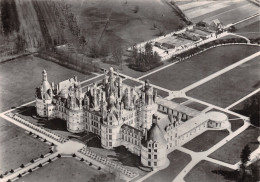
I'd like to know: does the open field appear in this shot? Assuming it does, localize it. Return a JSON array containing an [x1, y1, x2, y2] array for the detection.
[[0, 118, 51, 174], [234, 15, 260, 29], [187, 55, 260, 108], [16, 157, 104, 182], [15, 0, 44, 48], [143, 150, 191, 182], [180, 0, 260, 25], [184, 160, 236, 182], [209, 126, 260, 164], [0, 55, 94, 112], [141, 45, 259, 91], [183, 130, 229, 152], [67, 0, 186, 49], [201, 1, 259, 25], [236, 20, 260, 39]]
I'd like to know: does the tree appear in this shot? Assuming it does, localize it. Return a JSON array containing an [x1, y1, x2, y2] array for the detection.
[[241, 145, 251, 164], [133, 6, 139, 13], [0, 0, 20, 35], [242, 93, 259, 127], [239, 145, 251, 180]]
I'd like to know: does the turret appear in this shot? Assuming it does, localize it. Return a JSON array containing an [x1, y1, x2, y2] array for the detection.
[[42, 70, 47, 81]]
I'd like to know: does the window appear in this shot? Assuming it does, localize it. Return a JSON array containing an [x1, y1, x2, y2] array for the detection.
[[148, 154, 151, 159], [109, 129, 112, 133], [109, 142, 112, 146], [109, 135, 112, 140], [154, 162, 157, 166], [154, 155, 157, 159], [148, 161, 151, 166], [148, 149, 151, 153], [154, 149, 157, 153]]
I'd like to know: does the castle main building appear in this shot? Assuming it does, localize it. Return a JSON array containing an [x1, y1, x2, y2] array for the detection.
[[35, 68, 230, 169]]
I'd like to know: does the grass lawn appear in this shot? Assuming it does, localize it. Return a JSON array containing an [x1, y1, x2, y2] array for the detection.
[[229, 119, 244, 132], [236, 20, 260, 39], [171, 97, 188, 103], [123, 79, 143, 87], [183, 130, 229, 152], [185, 101, 208, 111], [0, 55, 94, 112], [209, 126, 260, 164], [17, 157, 104, 182], [141, 45, 259, 91], [70, 0, 185, 49], [143, 150, 191, 182], [156, 89, 169, 98], [187, 55, 260, 108], [0, 118, 51, 174], [230, 91, 260, 113], [184, 160, 238, 182]]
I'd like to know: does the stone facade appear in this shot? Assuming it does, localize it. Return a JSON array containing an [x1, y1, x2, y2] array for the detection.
[[35, 68, 229, 169]]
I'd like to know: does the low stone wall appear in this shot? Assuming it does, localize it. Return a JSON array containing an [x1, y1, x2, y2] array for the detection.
[[5, 112, 68, 144]]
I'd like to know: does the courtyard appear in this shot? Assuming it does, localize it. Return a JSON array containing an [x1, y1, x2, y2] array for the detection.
[[141, 45, 259, 91]]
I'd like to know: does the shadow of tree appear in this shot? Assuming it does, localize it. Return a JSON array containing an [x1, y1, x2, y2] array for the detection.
[[212, 169, 239, 181]]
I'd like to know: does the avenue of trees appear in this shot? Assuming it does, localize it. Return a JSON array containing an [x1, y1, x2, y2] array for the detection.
[[0, 0, 20, 35], [176, 37, 248, 59], [129, 42, 162, 72]]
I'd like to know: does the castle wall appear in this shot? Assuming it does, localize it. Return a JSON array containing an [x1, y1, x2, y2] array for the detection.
[[36, 98, 55, 118], [141, 143, 168, 169], [101, 124, 122, 149], [67, 110, 84, 133]]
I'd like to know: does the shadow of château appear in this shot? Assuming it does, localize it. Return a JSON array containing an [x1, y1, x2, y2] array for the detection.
[[87, 137, 148, 170], [15, 105, 89, 139]]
